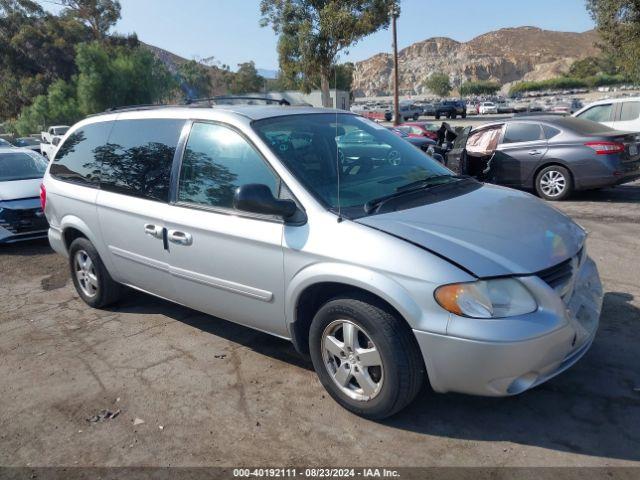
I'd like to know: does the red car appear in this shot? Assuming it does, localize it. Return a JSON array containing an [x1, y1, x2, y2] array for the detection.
[[399, 122, 440, 141]]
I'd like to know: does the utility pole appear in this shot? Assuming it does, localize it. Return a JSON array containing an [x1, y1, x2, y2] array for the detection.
[[390, 3, 400, 126]]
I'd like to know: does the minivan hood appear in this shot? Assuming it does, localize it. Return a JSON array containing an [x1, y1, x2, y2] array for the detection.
[[0, 178, 41, 201], [357, 184, 586, 277]]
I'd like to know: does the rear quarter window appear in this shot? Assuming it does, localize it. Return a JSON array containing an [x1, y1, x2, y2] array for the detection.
[[50, 121, 114, 186], [620, 101, 640, 122], [99, 118, 185, 202]]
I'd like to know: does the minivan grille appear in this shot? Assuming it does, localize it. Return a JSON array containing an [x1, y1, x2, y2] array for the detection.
[[537, 247, 583, 300]]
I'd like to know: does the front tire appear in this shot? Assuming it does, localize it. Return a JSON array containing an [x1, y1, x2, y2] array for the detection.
[[68, 237, 122, 308], [535, 165, 573, 201], [309, 295, 424, 419]]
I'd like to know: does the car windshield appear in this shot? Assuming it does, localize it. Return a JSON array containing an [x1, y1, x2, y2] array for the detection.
[[252, 113, 454, 217], [0, 152, 47, 182]]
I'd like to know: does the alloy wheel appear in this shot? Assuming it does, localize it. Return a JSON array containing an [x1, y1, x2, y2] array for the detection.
[[540, 170, 567, 198], [74, 250, 98, 298], [321, 320, 384, 401]]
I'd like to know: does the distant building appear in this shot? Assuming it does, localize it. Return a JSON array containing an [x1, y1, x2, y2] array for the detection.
[[242, 89, 351, 110]]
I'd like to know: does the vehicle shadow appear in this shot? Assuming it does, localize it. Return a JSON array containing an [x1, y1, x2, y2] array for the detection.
[[113, 289, 640, 461], [111, 289, 312, 371], [0, 238, 53, 256], [569, 183, 640, 203]]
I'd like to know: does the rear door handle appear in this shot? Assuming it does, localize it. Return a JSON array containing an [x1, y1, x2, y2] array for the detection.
[[167, 229, 193, 246], [528, 149, 543, 155], [144, 223, 163, 239]]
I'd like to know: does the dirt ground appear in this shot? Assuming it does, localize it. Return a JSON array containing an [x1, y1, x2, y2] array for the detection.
[[0, 182, 639, 468]]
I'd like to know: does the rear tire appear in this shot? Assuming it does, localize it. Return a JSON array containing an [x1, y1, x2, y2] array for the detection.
[[309, 295, 424, 419], [535, 165, 574, 201], [68, 237, 122, 308], [435, 114, 441, 120]]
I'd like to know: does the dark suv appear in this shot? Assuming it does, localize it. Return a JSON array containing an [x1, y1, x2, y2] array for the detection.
[[435, 100, 466, 119]]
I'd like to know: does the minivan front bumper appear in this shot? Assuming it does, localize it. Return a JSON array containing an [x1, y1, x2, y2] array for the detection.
[[414, 256, 603, 396]]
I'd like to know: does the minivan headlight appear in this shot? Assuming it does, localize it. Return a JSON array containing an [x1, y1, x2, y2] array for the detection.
[[435, 278, 537, 318]]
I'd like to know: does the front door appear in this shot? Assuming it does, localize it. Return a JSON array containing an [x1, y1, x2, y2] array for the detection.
[[445, 126, 471, 174], [165, 121, 288, 337]]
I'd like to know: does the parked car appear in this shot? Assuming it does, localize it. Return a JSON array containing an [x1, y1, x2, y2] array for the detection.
[[574, 96, 640, 132], [0, 147, 49, 243], [41, 125, 69, 144], [398, 121, 440, 140], [40, 125, 70, 159], [417, 102, 436, 116], [446, 116, 640, 200], [12, 137, 42, 154], [43, 105, 602, 418], [479, 102, 499, 115], [496, 101, 515, 114], [435, 100, 466, 119], [387, 127, 445, 161], [397, 103, 422, 122], [0, 138, 14, 147], [466, 102, 480, 115]]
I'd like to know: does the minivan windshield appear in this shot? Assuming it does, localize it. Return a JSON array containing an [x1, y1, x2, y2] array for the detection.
[[252, 113, 455, 216], [0, 152, 47, 182]]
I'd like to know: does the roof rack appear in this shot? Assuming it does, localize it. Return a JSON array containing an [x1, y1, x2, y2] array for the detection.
[[185, 96, 291, 106], [86, 104, 178, 117], [87, 96, 292, 118]]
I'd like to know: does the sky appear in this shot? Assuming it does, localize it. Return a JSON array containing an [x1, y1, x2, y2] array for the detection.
[[39, 0, 595, 72]]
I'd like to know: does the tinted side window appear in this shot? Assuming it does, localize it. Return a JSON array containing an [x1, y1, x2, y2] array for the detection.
[[577, 104, 612, 123], [178, 122, 279, 210], [50, 121, 113, 186], [502, 123, 544, 144], [620, 101, 640, 121], [100, 119, 184, 202], [543, 125, 561, 139]]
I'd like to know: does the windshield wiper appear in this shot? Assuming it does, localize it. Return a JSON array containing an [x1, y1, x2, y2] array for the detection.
[[396, 174, 468, 192], [363, 175, 468, 214]]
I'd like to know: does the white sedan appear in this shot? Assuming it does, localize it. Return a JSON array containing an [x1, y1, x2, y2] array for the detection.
[[479, 102, 498, 115]]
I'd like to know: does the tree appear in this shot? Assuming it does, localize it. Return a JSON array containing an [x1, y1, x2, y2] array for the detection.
[[61, 0, 121, 40], [229, 61, 264, 94], [459, 80, 501, 96], [0, 0, 92, 119], [178, 60, 213, 100], [568, 55, 618, 78], [587, 0, 640, 80], [424, 72, 451, 97], [11, 79, 80, 135], [260, 0, 398, 107], [75, 42, 177, 114]]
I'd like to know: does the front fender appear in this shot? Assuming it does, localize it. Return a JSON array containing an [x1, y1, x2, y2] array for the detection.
[[285, 262, 424, 336]]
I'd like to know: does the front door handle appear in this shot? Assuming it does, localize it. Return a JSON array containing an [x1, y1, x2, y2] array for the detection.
[[528, 149, 543, 155], [167, 229, 193, 246], [144, 223, 163, 239]]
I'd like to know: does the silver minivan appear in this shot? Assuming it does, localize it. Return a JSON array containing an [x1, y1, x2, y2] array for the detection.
[[42, 105, 603, 418]]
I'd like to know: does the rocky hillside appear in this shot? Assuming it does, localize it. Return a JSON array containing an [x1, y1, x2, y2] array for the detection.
[[352, 27, 601, 97]]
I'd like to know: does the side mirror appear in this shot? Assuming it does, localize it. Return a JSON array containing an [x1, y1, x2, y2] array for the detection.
[[52, 137, 61, 146], [432, 153, 444, 164], [233, 184, 299, 220]]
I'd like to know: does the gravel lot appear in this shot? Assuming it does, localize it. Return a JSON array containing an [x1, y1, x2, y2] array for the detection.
[[1, 182, 639, 468]]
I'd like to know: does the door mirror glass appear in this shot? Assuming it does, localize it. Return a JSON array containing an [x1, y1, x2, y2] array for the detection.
[[233, 183, 298, 219]]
